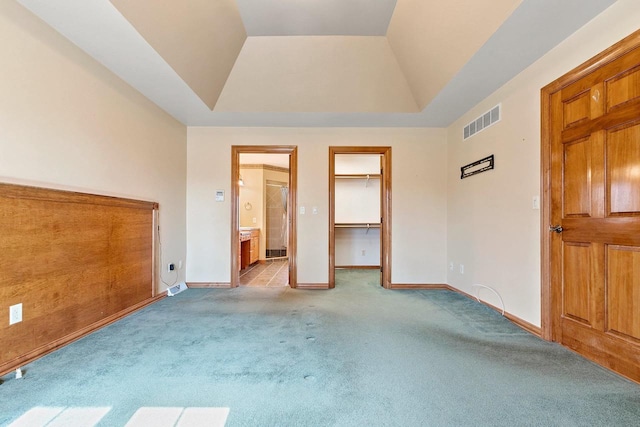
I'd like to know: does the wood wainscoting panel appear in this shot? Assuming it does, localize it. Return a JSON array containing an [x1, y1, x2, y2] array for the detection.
[[0, 183, 157, 376]]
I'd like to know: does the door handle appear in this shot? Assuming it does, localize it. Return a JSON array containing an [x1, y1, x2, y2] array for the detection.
[[549, 225, 563, 233]]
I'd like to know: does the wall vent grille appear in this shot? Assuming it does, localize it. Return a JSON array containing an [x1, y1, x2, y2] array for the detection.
[[463, 104, 501, 140]]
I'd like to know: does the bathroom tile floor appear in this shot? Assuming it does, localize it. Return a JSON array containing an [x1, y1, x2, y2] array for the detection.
[[239, 259, 288, 287]]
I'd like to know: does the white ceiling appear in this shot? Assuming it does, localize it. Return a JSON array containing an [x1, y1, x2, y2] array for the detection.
[[236, 0, 397, 36], [16, 0, 616, 128]]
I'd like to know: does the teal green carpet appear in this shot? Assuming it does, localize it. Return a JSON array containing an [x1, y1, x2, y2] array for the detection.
[[1, 270, 639, 426]]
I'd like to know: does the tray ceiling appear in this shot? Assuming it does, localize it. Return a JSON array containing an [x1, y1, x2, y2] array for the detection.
[[17, 0, 616, 127], [236, 0, 398, 36]]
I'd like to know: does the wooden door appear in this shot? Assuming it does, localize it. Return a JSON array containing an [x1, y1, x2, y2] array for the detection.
[[548, 43, 640, 381]]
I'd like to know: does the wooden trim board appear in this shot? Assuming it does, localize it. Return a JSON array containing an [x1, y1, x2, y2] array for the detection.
[[187, 282, 232, 289], [451, 287, 542, 337], [390, 283, 542, 338], [0, 182, 158, 210], [296, 283, 330, 290]]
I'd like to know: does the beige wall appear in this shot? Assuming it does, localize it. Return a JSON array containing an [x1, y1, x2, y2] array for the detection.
[[446, 0, 640, 326], [186, 127, 448, 285], [239, 167, 264, 229], [0, 1, 187, 293]]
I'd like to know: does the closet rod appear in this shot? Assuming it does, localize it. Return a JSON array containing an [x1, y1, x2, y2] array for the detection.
[[334, 223, 381, 228]]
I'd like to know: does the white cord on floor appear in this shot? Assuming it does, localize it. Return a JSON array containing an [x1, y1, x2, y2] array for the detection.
[[471, 284, 505, 316]]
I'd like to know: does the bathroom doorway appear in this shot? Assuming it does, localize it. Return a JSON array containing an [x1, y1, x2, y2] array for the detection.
[[231, 146, 297, 288]]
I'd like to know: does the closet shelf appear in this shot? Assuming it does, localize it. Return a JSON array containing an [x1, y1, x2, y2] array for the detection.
[[335, 222, 380, 234], [335, 174, 381, 179]]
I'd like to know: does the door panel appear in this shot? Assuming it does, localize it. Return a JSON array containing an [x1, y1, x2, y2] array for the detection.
[[563, 138, 592, 217], [606, 65, 640, 110], [562, 242, 592, 325], [549, 43, 640, 381], [607, 122, 640, 214], [607, 246, 640, 342], [563, 91, 591, 129]]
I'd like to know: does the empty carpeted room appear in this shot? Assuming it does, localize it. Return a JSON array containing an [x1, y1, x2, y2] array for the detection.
[[1, 1, 640, 426]]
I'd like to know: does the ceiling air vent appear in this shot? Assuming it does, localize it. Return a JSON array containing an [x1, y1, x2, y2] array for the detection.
[[463, 104, 501, 140]]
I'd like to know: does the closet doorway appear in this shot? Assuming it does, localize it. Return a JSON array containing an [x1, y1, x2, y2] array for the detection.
[[329, 147, 391, 289], [231, 146, 298, 288]]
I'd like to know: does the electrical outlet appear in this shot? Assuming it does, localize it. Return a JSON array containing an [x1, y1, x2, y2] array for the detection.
[[312, 207, 318, 215], [459, 264, 465, 274], [300, 206, 305, 215], [361, 249, 366, 256], [168, 263, 175, 272], [10, 303, 22, 325], [449, 262, 454, 271], [178, 260, 183, 270]]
